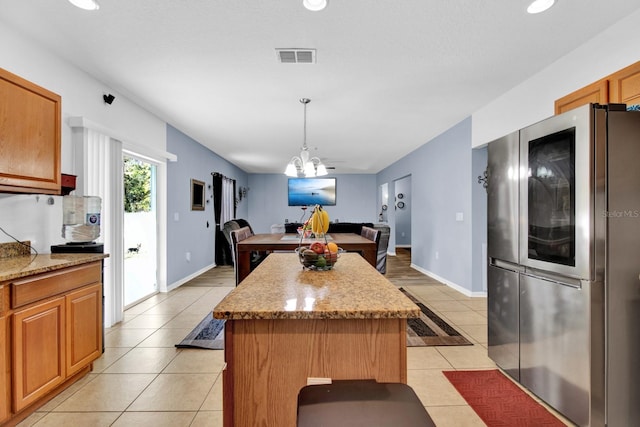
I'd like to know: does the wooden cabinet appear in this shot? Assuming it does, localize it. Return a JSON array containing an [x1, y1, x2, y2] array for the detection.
[[554, 60, 640, 114], [0, 67, 61, 194], [66, 284, 102, 377], [1, 260, 103, 424], [610, 61, 640, 107], [554, 80, 608, 115], [12, 297, 66, 412], [0, 311, 8, 424]]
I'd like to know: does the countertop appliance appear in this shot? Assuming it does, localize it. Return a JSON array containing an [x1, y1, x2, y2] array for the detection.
[[487, 103, 640, 426]]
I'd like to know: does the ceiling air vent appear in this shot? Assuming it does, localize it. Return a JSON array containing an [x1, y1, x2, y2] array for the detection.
[[276, 48, 316, 64]]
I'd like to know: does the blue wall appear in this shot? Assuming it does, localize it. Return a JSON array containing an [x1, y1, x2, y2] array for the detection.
[[471, 146, 488, 293], [247, 174, 378, 233], [165, 119, 488, 295], [377, 117, 485, 293], [166, 124, 248, 286]]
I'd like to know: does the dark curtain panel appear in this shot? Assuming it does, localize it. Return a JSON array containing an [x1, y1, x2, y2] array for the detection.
[[212, 172, 232, 265]]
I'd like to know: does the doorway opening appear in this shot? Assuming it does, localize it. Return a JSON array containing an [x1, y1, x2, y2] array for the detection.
[[394, 175, 412, 249], [123, 154, 158, 307]]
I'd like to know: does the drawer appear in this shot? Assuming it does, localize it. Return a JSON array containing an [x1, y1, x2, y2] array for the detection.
[[12, 262, 101, 309]]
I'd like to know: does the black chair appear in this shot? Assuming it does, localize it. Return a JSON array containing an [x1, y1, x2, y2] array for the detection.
[[297, 380, 435, 426]]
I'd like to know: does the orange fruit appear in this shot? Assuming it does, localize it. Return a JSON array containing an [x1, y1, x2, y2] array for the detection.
[[326, 242, 338, 253]]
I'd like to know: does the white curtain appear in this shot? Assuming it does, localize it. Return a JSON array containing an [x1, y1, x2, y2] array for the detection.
[[76, 128, 124, 327], [220, 177, 235, 228]]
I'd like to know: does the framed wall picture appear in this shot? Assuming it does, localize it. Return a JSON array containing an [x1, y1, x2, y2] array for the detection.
[[191, 179, 205, 211]]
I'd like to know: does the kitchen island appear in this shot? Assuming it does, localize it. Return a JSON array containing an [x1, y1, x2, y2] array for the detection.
[[213, 252, 419, 427]]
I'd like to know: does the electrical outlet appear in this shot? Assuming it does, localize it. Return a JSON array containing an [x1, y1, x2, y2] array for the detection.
[[185, 252, 191, 262], [435, 251, 439, 260]]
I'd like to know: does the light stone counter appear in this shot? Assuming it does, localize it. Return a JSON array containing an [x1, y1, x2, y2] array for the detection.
[[213, 252, 419, 320], [0, 252, 108, 282]]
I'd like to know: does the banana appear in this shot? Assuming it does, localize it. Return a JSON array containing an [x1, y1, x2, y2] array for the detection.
[[311, 205, 330, 235]]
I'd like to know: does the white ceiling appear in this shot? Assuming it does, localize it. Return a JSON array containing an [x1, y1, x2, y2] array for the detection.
[[1, 0, 639, 174]]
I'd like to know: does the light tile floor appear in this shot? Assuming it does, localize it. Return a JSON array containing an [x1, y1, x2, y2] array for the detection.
[[16, 263, 573, 426]]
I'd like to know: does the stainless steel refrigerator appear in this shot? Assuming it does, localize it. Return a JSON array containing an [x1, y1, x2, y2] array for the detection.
[[487, 103, 640, 427]]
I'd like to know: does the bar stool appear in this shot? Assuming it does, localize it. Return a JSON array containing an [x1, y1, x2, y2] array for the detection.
[[297, 380, 436, 427]]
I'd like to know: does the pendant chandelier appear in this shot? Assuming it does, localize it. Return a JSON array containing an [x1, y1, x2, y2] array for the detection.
[[284, 98, 328, 177]]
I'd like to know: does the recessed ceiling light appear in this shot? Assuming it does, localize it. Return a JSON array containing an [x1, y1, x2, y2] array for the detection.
[[527, 0, 555, 14], [68, 0, 100, 11], [303, 0, 328, 12]]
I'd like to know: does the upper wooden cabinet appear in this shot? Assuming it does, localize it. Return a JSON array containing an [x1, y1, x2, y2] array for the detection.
[[555, 80, 609, 115], [554, 60, 640, 115], [610, 61, 640, 107], [0, 68, 61, 194]]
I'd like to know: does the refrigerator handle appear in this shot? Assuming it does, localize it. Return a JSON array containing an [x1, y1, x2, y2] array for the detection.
[[490, 258, 524, 273]]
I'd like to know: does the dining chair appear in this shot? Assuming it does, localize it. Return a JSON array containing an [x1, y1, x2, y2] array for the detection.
[[360, 226, 381, 271], [230, 226, 267, 285]]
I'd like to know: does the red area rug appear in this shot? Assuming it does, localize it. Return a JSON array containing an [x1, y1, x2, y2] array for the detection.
[[443, 369, 565, 427]]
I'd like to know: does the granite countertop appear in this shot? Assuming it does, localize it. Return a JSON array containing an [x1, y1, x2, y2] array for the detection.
[[213, 252, 419, 320], [0, 241, 108, 282]]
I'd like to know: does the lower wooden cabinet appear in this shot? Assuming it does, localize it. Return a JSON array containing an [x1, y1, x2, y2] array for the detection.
[[66, 284, 102, 377], [12, 297, 66, 412], [1, 260, 104, 424], [0, 314, 8, 424]]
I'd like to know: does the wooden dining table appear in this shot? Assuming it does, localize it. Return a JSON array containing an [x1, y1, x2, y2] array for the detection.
[[235, 233, 377, 284]]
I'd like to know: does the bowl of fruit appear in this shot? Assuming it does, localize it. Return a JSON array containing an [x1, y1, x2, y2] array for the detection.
[[296, 241, 341, 271]]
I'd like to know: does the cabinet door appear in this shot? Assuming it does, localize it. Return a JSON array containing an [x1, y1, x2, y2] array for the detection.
[[0, 315, 8, 423], [610, 61, 640, 107], [12, 297, 66, 412], [0, 68, 61, 194], [554, 79, 608, 115], [66, 284, 102, 376]]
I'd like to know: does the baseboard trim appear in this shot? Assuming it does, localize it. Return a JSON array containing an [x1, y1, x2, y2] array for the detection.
[[167, 263, 217, 292], [409, 263, 487, 298]]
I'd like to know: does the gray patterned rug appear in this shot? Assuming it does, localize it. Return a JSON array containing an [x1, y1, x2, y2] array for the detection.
[[176, 289, 472, 349], [175, 313, 225, 350]]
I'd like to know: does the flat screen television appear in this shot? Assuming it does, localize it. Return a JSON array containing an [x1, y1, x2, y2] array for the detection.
[[288, 178, 336, 206]]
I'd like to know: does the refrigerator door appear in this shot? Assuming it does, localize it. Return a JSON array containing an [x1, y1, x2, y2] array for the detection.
[[519, 104, 594, 280], [605, 109, 640, 427], [487, 265, 519, 380], [520, 273, 591, 426], [487, 131, 520, 263]]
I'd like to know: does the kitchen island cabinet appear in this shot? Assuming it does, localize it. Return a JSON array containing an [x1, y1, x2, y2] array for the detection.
[[214, 252, 419, 427], [0, 67, 61, 195], [0, 252, 107, 426]]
